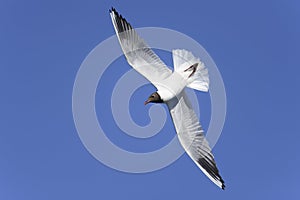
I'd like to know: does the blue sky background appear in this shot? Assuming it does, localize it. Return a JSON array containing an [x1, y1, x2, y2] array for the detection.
[[1, 0, 300, 199]]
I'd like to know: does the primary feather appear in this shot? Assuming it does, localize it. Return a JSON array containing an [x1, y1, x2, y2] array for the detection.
[[110, 8, 172, 87]]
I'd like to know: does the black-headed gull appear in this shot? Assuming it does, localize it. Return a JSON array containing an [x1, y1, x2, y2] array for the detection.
[[110, 7, 225, 190]]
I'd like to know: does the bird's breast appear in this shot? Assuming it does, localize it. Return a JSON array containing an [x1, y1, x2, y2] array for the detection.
[[156, 72, 187, 102]]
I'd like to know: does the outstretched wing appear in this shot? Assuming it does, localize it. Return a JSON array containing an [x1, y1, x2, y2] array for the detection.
[[110, 8, 172, 85], [167, 90, 225, 189]]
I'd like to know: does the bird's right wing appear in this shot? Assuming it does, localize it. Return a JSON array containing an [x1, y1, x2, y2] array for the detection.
[[167, 91, 225, 189], [110, 8, 172, 86]]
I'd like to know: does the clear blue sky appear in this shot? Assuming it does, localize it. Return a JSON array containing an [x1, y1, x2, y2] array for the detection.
[[1, 0, 299, 199]]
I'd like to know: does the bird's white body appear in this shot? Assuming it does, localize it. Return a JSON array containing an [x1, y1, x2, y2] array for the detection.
[[155, 72, 187, 102]]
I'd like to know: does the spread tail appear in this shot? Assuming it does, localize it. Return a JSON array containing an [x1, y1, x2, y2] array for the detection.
[[172, 49, 209, 92]]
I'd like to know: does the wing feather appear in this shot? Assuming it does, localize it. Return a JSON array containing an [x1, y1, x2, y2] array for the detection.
[[110, 8, 172, 85], [167, 91, 225, 189]]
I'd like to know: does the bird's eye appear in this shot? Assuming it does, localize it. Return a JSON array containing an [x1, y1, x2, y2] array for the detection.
[[151, 95, 155, 98]]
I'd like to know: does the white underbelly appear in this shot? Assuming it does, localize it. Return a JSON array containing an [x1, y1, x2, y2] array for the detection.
[[155, 72, 187, 102]]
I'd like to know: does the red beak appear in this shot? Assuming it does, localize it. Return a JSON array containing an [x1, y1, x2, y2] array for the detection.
[[144, 100, 150, 105]]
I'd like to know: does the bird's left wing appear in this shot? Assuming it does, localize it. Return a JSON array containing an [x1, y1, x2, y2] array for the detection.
[[110, 8, 172, 85], [167, 90, 225, 189]]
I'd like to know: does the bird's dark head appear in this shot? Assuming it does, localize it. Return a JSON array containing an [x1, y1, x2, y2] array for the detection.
[[144, 92, 163, 105]]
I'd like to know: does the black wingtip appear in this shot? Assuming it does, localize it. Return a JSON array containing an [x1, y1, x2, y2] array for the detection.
[[109, 7, 114, 13], [109, 7, 124, 21], [220, 176, 225, 190], [110, 7, 118, 14], [109, 7, 133, 32], [196, 157, 226, 190], [222, 183, 225, 190]]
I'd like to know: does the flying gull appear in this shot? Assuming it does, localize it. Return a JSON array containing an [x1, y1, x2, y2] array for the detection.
[[109, 7, 225, 189]]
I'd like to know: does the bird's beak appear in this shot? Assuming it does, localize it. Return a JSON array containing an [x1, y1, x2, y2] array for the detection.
[[144, 99, 150, 105]]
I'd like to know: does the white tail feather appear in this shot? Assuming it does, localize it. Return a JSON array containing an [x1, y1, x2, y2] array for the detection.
[[172, 49, 209, 92]]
